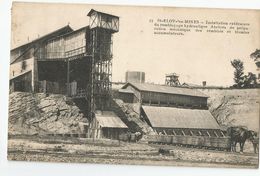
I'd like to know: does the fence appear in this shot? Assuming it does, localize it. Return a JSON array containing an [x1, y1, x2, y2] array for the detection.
[[35, 80, 88, 98], [35, 81, 66, 94]]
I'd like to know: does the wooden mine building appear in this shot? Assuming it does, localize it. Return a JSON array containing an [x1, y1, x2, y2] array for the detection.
[[119, 82, 223, 137], [10, 9, 128, 139]]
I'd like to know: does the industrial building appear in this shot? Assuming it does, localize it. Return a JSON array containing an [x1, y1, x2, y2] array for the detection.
[[9, 9, 127, 139], [120, 82, 208, 108], [10, 8, 222, 140], [90, 111, 128, 139], [119, 82, 222, 136]]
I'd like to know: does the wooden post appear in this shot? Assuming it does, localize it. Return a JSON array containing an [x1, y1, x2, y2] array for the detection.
[[43, 80, 47, 93], [198, 130, 202, 136], [67, 59, 70, 96], [190, 130, 194, 136]]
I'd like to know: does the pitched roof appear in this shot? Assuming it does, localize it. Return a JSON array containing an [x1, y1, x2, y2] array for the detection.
[[123, 82, 208, 98], [142, 106, 220, 129], [11, 25, 73, 51], [96, 111, 128, 128], [11, 25, 73, 64], [87, 9, 119, 18]]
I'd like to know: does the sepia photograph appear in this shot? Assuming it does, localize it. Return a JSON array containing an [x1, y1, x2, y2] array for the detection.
[[7, 2, 260, 169]]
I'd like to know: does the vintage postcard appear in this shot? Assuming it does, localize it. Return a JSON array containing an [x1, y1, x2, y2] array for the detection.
[[8, 2, 260, 168]]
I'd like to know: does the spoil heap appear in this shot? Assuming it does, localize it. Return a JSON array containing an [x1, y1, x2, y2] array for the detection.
[[9, 92, 88, 135]]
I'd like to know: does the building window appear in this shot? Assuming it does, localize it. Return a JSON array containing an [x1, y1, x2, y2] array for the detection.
[[21, 60, 27, 70]]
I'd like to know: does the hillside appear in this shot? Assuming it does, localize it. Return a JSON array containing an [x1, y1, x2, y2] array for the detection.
[[199, 88, 259, 131], [8, 92, 88, 135]]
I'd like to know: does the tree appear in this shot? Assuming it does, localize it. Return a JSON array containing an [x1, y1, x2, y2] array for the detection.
[[250, 49, 260, 84], [250, 49, 260, 61], [231, 59, 244, 88], [231, 59, 257, 88], [243, 72, 257, 88]]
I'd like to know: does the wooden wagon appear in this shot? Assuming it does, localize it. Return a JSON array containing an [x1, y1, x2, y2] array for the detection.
[[147, 135, 231, 151]]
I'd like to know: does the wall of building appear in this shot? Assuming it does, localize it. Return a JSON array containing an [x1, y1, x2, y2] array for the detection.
[[10, 71, 32, 92], [118, 92, 134, 103], [40, 28, 87, 60], [141, 91, 207, 108], [124, 85, 142, 102], [123, 84, 207, 108], [64, 29, 86, 57], [9, 57, 34, 80], [102, 127, 128, 140]]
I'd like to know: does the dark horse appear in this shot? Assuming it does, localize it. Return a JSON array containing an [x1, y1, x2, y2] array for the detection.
[[119, 131, 143, 142], [248, 130, 259, 154], [227, 126, 254, 153], [126, 131, 143, 142]]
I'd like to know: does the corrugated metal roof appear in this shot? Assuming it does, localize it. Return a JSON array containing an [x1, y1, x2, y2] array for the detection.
[[142, 106, 220, 129], [96, 111, 128, 128], [123, 82, 208, 98]]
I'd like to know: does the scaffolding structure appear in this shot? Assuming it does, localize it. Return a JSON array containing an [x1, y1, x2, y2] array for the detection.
[[87, 9, 119, 120]]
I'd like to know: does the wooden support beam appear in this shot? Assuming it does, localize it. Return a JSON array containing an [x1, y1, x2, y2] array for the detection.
[[206, 131, 211, 137], [190, 130, 194, 136], [213, 131, 219, 137], [163, 130, 167, 135], [198, 131, 202, 136], [172, 129, 176, 136], [221, 131, 225, 137], [181, 130, 186, 136]]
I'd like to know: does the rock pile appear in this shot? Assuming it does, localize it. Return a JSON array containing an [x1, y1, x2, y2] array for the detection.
[[9, 92, 88, 135]]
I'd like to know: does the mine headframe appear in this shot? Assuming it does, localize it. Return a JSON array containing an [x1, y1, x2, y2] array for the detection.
[[165, 73, 181, 86]]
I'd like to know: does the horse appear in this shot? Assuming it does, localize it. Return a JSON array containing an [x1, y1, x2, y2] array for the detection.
[[248, 130, 259, 154], [226, 126, 254, 153], [119, 131, 141, 142], [126, 131, 143, 143]]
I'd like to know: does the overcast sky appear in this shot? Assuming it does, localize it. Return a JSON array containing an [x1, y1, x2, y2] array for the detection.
[[11, 2, 260, 86]]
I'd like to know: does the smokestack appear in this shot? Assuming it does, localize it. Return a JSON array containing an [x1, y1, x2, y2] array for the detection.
[[202, 81, 206, 87]]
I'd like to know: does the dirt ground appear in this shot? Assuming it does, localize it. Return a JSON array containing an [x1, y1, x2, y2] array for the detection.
[[8, 136, 259, 169]]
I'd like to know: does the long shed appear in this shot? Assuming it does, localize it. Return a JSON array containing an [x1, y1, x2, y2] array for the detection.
[[141, 106, 222, 136], [121, 82, 209, 109]]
